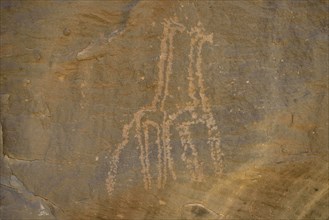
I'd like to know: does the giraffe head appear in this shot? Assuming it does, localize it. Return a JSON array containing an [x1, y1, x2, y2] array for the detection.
[[163, 17, 186, 33], [189, 22, 213, 44]]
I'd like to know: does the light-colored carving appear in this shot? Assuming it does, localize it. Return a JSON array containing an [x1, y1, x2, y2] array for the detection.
[[106, 18, 223, 195]]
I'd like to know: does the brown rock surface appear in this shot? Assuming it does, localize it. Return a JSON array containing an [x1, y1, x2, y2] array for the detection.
[[0, 0, 328, 219]]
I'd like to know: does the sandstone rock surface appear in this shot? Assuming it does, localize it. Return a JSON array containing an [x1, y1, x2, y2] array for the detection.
[[0, 1, 328, 219]]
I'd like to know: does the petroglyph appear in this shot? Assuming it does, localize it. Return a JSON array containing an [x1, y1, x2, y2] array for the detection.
[[106, 18, 224, 195]]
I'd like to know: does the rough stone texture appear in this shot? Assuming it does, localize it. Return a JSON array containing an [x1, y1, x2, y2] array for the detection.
[[0, 0, 328, 219]]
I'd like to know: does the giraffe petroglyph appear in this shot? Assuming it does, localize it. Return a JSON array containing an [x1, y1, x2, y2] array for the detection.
[[106, 18, 224, 195]]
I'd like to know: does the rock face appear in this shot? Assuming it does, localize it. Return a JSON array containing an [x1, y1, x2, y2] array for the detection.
[[0, 1, 328, 219]]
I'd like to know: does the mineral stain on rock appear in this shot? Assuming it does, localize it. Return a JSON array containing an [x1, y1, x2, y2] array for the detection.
[[0, 0, 328, 219], [181, 203, 219, 220], [62, 28, 71, 37]]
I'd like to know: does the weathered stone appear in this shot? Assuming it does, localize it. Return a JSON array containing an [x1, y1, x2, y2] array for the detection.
[[181, 203, 219, 219], [0, 0, 328, 219]]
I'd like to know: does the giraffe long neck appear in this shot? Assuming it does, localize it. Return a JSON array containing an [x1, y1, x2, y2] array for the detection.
[[152, 20, 184, 111], [152, 24, 170, 109], [188, 29, 213, 112], [160, 28, 176, 111]]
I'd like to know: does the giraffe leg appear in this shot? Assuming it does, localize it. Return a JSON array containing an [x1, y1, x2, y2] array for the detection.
[[136, 115, 152, 190], [177, 122, 204, 182]]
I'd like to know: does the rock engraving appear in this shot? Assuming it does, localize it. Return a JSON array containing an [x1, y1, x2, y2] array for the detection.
[[106, 18, 224, 195]]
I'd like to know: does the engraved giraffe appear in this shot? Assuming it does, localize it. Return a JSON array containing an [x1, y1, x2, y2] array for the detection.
[[106, 18, 223, 195]]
